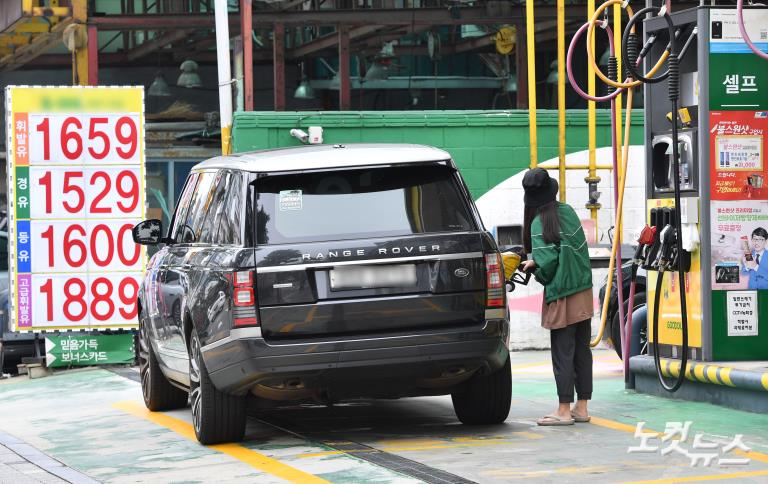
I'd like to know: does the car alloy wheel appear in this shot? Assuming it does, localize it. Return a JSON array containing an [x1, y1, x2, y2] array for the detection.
[[189, 331, 203, 435], [138, 323, 152, 406]]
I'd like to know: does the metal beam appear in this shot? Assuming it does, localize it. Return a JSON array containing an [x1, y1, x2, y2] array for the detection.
[[252, 6, 548, 25], [125, 29, 190, 61], [241, 0, 253, 111], [338, 25, 351, 111], [27, 52, 127, 67], [273, 22, 285, 111], [310, 76, 506, 90], [90, 7, 550, 30], [87, 24, 98, 85], [87, 3, 705, 31], [289, 25, 382, 59], [516, 21, 527, 109]]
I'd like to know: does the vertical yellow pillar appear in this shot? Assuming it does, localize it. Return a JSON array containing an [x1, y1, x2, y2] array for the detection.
[[557, 0, 566, 201], [586, 0, 599, 240], [72, 0, 89, 86], [614, 4, 623, 242], [526, 0, 538, 169]]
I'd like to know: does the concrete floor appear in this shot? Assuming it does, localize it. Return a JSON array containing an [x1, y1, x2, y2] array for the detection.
[[1, 349, 767, 483]]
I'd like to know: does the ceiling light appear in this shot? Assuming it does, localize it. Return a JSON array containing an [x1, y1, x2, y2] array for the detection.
[[294, 80, 315, 99], [148, 73, 171, 97], [177, 59, 203, 88]]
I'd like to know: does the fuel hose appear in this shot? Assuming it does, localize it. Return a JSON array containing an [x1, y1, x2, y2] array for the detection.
[[567, 18, 680, 359], [581, 2, 652, 349], [566, 21, 626, 354], [586, 0, 670, 89]]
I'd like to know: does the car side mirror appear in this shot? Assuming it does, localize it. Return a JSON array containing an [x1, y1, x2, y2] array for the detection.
[[180, 225, 196, 244], [132, 219, 166, 245]]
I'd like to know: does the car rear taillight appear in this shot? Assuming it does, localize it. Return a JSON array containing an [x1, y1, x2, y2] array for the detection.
[[485, 253, 505, 308], [230, 270, 259, 328]]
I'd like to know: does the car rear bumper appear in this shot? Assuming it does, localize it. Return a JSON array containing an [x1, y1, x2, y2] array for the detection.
[[201, 320, 509, 397]]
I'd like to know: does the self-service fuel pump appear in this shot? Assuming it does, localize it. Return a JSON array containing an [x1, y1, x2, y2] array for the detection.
[[641, 4, 768, 380], [568, 1, 768, 395]]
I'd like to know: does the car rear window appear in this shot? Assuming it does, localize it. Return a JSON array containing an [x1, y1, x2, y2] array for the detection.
[[254, 164, 476, 245]]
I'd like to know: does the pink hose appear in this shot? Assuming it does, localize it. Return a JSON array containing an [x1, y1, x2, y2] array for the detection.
[[610, 106, 627, 369], [566, 22, 623, 102], [567, 20, 627, 369], [624, 280, 637, 374], [737, 0, 768, 61]]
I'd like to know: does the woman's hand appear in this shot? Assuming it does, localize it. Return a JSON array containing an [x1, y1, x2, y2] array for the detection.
[[521, 260, 537, 273]]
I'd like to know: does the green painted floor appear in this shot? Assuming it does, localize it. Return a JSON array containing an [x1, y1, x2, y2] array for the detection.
[[0, 350, 766, 483]]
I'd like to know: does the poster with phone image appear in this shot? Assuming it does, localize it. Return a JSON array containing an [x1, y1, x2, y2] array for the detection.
[[710, 111, 767, 201], [711, 200, 768, 290]]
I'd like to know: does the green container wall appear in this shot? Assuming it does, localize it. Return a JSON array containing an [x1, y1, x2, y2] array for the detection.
[[231, 110, 645, 199]]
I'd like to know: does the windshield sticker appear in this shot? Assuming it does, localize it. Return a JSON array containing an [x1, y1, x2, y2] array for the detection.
[[279, 189, 303, 211]]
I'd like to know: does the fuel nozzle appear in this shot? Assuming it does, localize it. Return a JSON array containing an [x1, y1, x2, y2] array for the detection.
[[501, 246, 531, 292], [657, 225, 678, 272], [634, 225, 657, 265], [643, 209, 664, 270]]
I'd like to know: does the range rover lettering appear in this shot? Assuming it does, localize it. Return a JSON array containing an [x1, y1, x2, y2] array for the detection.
[[133, 144, 512, 444]]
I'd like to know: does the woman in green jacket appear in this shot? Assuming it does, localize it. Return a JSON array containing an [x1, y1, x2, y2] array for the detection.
[[520, 168, 594, 426]]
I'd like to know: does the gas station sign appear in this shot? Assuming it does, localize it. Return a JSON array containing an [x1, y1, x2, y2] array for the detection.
[[45, 334, 135, 368], [5, 86, 145, 332]]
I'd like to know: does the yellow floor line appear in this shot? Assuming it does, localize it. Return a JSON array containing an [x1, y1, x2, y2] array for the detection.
[[113, 401, 329, 484], [589, 415, 768, 483], [512, 354, 620, 372], [511, 360, 551, 371], [621, 469, 768, 484]]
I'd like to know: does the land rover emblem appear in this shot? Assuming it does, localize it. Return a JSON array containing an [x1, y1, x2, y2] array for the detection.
[[454, 268, 470, 278]]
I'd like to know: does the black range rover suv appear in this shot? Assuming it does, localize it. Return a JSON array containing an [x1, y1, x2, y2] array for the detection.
[[133, 143, 511, 444]]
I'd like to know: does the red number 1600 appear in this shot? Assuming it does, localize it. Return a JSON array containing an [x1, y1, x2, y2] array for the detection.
[[40, 223, 140, 269]]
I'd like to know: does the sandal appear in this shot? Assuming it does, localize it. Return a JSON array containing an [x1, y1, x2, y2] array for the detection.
[[537, 414, 575, 426], [571, 412, 591, 423]]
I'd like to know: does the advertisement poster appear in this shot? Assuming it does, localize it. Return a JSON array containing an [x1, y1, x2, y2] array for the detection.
[[709, 9, 768, 111], [711, 200, 768, 290], [710, 111, 768, 200], [6, 86, 145, 332]]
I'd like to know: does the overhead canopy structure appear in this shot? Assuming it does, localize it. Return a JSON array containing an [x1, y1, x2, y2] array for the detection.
[[0, 1, 702, 109], [0, 0, 74, 71]]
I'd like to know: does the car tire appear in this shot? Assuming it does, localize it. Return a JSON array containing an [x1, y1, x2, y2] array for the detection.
[[189, 330, 246, 444], [138, 321, 188, 411], [611, 292, 647, 360], [451, 355, 511, 425]]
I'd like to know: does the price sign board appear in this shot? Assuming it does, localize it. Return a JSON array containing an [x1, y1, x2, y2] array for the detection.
[[5, 86, 145, 332]]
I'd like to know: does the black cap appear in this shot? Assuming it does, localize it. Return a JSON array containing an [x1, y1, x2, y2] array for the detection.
[[522, 168, 559, 208]]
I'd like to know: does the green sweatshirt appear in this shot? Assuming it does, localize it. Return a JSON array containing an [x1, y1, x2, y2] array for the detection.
[[531, 203, 593, 304]]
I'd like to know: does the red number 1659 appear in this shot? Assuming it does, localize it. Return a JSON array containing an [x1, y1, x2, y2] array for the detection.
[[35, 116, 138, 162]]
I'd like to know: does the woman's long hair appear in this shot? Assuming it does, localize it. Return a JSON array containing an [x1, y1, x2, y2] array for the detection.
[[523, 201, 561, 253]]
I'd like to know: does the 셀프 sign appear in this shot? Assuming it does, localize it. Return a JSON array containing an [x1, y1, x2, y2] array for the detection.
[[6, 86, 145, 332]]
